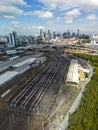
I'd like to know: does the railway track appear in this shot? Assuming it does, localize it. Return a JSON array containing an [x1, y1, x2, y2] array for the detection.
[[7, 55, 66, 115]]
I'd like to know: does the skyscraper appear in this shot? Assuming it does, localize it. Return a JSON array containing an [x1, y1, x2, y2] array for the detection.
[[67, 30, 70, 38], [53, 31, 56, 39], [9, 31, 18, 47], [48, 30, 51, 39], [77, 29, 79, 38], [40, 29, 43, 38]]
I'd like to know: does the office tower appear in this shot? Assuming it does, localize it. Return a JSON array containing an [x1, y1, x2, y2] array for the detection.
[[53, 31, 56, 39], [40, 29, 43, 38], [13, 31, 18, 46], [77, 29, 79, 38], [48, 30, 51, 39], [9, 31, 18, 47], [67, 29, 70, 38], [43, 32, 46, 39], [29, 36, 35, 44]]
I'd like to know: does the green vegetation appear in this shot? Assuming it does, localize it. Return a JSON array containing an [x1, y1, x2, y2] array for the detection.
[[68, 54, 98, 130], [82, 39, 90, 43]]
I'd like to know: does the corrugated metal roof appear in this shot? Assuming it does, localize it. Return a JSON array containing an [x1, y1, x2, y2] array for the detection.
[[0, 71, 18, 86], [66, 59, 79, 84], [12, 58, 36, 68]]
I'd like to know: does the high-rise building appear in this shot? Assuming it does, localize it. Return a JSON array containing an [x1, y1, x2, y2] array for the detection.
[[43, 32, 46, 39], [53, 31, 56, 39], [28, 36, 35, 44], [9, 31, 18, 47], [77, 29, 79, 38], [67, 30, 70, 38], [48, 30, 51, 39], [40, 29, 43, 38]]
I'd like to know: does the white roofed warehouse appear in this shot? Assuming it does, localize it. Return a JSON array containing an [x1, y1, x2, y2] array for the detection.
[[10, 58, 36, 68], [66, 59, 79, 86], [0, 71, 18, 86]]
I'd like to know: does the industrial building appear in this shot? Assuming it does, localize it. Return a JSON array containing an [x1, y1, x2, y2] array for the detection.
[[11, 58, 36, 68], [0, 53, 47, 86], [66, 59, 79, 86], [36, 56, 46, 64], [9, 56, 19, 61], [6, 50, 17, 55], [0, 71, 18, 86]]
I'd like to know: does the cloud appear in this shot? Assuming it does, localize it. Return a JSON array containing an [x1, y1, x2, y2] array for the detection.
[[0, 0, 26, 19], [78, 0, 98, 10], [47, 21, 54, 25], [39, 0, 72, 10], [32, 26, 45, 30], [11, 21, 20, 28], [66, 20, 73, 24], [25, 10, 53, 18], [3, 15, 15, 19], [0, 0, 27, 6], [11, 21, 19, 25], [86, 14, 97, 20], [0, 5, 24, 18], [66, 9, 81, 16], [65, 9, 81, 23], [39, 0, 98, 11], [88, 21, 96, 25], [33, 11, 53, 18]]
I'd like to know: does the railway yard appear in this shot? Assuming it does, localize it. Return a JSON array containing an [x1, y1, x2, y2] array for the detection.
[[0, 50, 87, 130], [7, 54, 67, 115]]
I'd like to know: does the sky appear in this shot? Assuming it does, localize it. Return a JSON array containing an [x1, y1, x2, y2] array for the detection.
[[0, 0, 98, 35]]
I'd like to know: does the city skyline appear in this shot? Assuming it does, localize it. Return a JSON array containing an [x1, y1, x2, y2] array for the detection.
[[0, 0, 98, 35]]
